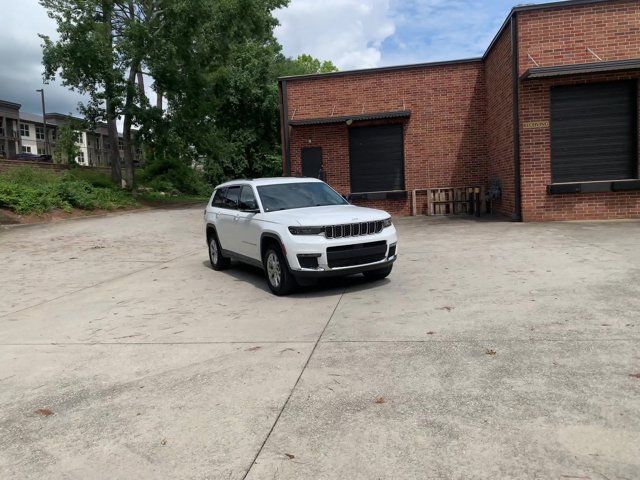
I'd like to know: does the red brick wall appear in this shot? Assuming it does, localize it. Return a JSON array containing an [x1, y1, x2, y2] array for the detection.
[[484, 25, 515, 217], [286, 61, 487, 215], [517, 0, 640, 221], [518, 0, 640, 76]]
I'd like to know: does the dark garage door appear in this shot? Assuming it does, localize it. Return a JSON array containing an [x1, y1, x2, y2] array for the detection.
[[551, 81, 638, 183], [349, 124, 405, 193]]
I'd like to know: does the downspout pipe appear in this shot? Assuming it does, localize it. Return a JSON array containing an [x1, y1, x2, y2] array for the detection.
[[278, 79, 292, 176], [511, 13, 523, 221]]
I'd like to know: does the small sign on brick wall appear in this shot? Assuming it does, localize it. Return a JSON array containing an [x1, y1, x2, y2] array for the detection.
[[523, 120, 549, 129]]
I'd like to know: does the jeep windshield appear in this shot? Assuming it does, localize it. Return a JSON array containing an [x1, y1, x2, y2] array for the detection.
[[257, 182, 348, 212]]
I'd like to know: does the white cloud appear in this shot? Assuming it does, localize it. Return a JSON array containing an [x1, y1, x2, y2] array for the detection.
[[274, 0, 534, 70], [275, 0, 396, 70]]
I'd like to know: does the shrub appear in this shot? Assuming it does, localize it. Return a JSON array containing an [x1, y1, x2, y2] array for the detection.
[[2, 167, 58, 186], [64, 169, 115, 188], [137, 157, 210, 196], [0, 166, 136, 214], [0, 181, 67, 214], [56, 178, 98, 210]]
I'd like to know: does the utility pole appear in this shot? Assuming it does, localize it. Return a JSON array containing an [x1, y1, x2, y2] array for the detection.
[[36, 89, 49, 156]]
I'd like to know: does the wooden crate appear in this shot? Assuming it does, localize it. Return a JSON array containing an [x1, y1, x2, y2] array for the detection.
[[425, 186, 485, 216]]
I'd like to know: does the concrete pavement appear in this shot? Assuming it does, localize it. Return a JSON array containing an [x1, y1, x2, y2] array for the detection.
[[1, 208, 639, 479]]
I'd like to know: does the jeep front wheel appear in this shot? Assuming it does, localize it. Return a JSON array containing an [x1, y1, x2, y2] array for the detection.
[[263, 247, 296, 295]]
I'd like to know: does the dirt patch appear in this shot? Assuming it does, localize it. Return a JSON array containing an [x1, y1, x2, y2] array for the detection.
[[35, 408, 54, 417], [0, 207, 135, 226], [0, 200, 205, 227]]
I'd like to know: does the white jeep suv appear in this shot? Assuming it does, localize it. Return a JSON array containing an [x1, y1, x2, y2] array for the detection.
[[204, 178, 398, 295]]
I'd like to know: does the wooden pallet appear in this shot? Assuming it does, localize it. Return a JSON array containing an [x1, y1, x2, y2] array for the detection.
[[411, 186, 485, 216]]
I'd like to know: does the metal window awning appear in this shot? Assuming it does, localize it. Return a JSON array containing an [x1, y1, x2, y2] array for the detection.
[[289, 110, 411, 126], [521, 58, 640, 80]]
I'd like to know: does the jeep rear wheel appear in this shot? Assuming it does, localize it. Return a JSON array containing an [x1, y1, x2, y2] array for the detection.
[[208, 233, 231, 270], [263, 247, 296, 295]]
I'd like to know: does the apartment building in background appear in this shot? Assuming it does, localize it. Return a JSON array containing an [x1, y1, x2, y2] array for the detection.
[[0, 100, 21, 160], [1, 102, 142, 166]]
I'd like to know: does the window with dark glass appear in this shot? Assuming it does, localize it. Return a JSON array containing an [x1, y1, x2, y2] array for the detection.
[[257, 182, 347, 212], [212, 188, 226, 207], [223, 186, 241, 209], [239, 185, 258, 210]]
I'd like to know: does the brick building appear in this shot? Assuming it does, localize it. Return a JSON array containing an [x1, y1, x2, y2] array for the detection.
[[278, 0, 640, 221]]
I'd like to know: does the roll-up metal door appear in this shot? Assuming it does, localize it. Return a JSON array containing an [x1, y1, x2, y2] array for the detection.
[[349, 124, 405, 193], [551, 81, 638, 183]]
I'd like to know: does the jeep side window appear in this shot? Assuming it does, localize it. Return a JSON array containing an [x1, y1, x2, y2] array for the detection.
[[239, 186, 258, 211], [224, 186, 241, 209], [212, 188, 226, 208]]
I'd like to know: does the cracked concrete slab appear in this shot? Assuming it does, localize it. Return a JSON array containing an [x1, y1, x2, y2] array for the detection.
[[246, 340, 640, 480], [0, 209, 206, 316], [1, 208, 639, 479], [0, 342, 312, 480], [324, 218, 640, 342], [0, 253, 342, 344]]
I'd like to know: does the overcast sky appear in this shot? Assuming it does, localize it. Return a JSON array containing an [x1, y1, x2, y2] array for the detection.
[[0, 0, 549, 116]]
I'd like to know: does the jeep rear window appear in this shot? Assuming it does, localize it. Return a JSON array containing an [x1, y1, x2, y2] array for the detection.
[[212, 188, 226, 207], [257, 182, 348, 212]]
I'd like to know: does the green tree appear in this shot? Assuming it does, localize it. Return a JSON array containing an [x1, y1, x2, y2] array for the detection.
[[40, 0, 126, 184], [277, 54, 338, 77], [140, 0, 289, 185], [40, 0, 338, 191], [40, 0, 154, 188], [53, 122, 83, 165]]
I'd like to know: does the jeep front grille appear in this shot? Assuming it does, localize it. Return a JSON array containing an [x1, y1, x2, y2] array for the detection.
[[326, 241, 387, 268], [324, 221, 383, 239]]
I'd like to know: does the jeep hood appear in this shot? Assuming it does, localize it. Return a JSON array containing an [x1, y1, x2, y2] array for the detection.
[[264, 205, 390, 226]]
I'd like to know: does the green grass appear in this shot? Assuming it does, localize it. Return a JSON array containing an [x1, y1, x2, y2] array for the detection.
[[0, 167, 137, 215]]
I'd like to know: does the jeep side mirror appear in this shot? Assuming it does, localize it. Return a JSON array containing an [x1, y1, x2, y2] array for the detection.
[[240, 201, 259, 213]]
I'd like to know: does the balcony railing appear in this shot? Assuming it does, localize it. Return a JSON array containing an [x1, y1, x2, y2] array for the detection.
[[0, 129, 19, 139]]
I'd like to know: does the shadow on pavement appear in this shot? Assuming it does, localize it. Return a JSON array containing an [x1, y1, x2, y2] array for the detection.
[[201, 260, 390, 298]]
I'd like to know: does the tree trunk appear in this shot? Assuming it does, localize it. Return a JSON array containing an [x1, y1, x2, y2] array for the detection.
[[103, 1, 121, 185], [107, 114, 121, 185], [122, 63, 137, 189], [156, 89, 163, 109], [137, 71, 146, 99]]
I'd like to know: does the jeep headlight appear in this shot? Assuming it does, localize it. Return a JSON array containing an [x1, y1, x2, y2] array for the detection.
[[288, 226, 324, 235], [382, 217, 393, 228]]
